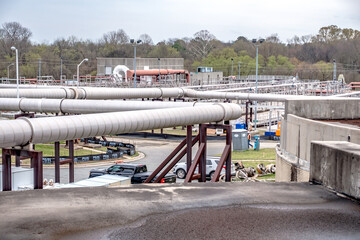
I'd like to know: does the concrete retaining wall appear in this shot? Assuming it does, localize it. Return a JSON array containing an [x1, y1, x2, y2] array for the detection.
[[285, 99, 360, 119], [275, 145, 309, 182], [310, 141, 360, 199], [276, 114, 360, 182]]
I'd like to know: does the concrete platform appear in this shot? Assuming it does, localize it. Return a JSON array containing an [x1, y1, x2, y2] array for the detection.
[[0, 182, 359, 239]]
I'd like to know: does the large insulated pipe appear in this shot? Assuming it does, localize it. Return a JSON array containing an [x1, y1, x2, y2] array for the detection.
[[0, 88, 80, 99], [0, 98, 210, 114], [0, 86, 357, 102], [0, 103, 241, 148]]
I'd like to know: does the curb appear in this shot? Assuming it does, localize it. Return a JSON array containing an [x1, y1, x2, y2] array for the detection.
[[19, 151, 146, 169]]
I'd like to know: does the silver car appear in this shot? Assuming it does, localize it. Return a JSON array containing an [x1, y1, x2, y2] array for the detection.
[[173, 157, 234, 179]]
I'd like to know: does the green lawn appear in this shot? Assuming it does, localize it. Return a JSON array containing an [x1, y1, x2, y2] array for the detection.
[[216, 148, 276, 160], [231, 148, 276, 160], [34, 144, 108, 157]]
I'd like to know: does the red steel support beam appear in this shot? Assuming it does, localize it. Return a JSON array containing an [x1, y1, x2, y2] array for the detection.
[[2, 149, 12, 191], [145, 134, 199, 183], [210, 145, 230, 182], [144, 138, 187, 183], [68, 140, 74, 183], [184, 143, 205, 183], [249, 102, 253, 122], [30, 151, 43, 189], [225, 126, 232, 182], [153, 135, 199, 183], [245, 101, 249, 130], [55, 141, 60, 183], [199, 124, 207, 182], [186, 125, 192, 172]]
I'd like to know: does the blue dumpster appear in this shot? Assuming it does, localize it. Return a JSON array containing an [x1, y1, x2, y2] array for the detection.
[[235, 123, 246, 129], [254, 135, 260, 151]]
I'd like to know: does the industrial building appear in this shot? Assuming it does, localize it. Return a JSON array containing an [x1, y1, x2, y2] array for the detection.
[[96, 57, 184, 76]]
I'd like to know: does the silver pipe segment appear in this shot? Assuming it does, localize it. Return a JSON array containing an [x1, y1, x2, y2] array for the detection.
[[333, 91, 360, 98], [0, 98, 211, 114], [0, 88, 79, 99], [1, 86, 356, 102], [0, 103, 241, 148], [80, 87, 185, 99]]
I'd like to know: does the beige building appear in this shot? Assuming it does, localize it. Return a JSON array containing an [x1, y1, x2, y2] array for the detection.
[[97, 58, 184, 76]]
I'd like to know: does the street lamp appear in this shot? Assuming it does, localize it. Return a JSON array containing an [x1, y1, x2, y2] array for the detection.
[[231, 58, 234, 78], [333, 59, 336, 82], [10, 46, 19, 99], [251, 38, 265, 130], [158, 58, 161, 84], [7, 63, 14, 80], [77, 58, 88, 86], [60, 56, 63, 85], [238, 62, 241, 81], [130, 39, 142, 88]]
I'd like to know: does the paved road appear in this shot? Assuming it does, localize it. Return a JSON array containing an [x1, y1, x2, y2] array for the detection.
[[43, 137, 278, 184]]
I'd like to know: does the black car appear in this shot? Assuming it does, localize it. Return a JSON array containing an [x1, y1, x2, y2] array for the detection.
[[89, 163, 176, 184]]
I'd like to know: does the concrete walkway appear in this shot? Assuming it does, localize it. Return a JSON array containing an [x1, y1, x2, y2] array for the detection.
[[0, 182, 359, 240]]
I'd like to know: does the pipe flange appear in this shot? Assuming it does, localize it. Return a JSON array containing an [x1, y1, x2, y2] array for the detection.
[[18, 97, 26, 112], [17, 117, 35, 144]]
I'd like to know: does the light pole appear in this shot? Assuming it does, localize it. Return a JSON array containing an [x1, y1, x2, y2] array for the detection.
[[252, 38, 265, 130], [130, 39, 142, 88], [77, 58, 88, 86], [333, 59, 336, 82], [7, 63, 14, 80], [158, 58, 161, 84], [238, 62, 241, 80], [10, 46, 19, 99], [231, 58, 234, 78], [38, 58, 42, 81], [60, 56, 63, 85]]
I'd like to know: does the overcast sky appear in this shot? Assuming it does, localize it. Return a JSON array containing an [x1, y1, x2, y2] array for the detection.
[[0, 0, 359, 44]]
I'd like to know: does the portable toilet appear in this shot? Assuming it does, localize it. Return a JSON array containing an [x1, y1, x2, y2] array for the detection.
[[232, 129, 248, 151]]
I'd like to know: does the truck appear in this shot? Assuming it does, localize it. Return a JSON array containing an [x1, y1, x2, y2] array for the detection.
[[89, 163, 176, 184]]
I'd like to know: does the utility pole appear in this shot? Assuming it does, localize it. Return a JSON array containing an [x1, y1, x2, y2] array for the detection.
[[38, 59, 42, 81], [60, 56, 63, 85], [158, 58, 161, 85], [7, 63, 14, 80], [231, 58, 234, 78], [333, 59, 336, 82], [238, 62, 241, 80], [252, 38, 265, 130]]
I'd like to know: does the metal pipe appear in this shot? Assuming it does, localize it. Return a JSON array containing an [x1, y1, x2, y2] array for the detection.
[[0, 86, 357, 102], [0, 98, 211, 113], [0, 103, 241, 148]]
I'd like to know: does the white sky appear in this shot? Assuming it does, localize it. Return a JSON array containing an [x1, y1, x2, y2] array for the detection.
[[0, 0, 359, 44]]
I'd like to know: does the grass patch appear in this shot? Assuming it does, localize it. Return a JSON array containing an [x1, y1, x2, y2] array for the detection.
[[33, 144, 108, 157], [216, 148, 276, 160], [232, 148, 276, 160], [235, 160, 275, 169], [130, 151, 139, 158]]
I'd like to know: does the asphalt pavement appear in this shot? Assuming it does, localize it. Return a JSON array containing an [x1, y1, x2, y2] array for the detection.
[[0, 182, 359, 239]]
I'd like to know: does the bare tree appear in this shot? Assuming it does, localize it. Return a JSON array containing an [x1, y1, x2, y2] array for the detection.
[[189, 30, 216, 59], [0, 22, 32, 56], [101, 29, 129, 45], [139, 34, 153, 45]]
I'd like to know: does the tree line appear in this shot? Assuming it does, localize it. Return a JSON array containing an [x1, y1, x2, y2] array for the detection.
[[0, 22, 359, 82]]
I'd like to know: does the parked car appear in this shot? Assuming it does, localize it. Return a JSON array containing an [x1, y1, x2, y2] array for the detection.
[[173, 157, 235, 179], [89, 163, 176, 184]]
